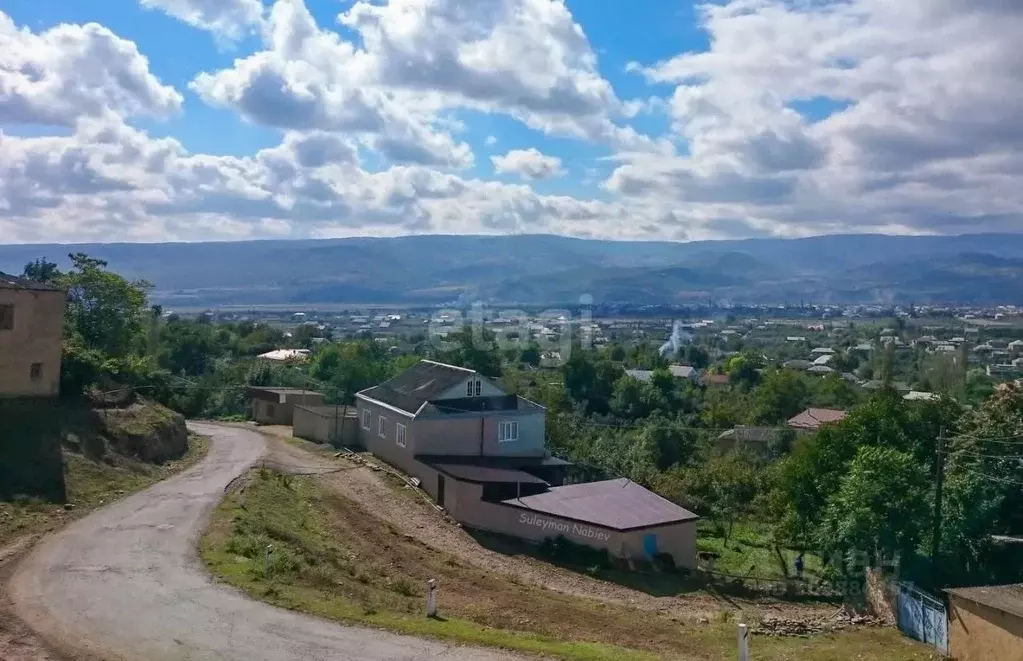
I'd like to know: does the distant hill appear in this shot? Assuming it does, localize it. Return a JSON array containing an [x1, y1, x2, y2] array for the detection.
[[2, 233, 1023, 306]]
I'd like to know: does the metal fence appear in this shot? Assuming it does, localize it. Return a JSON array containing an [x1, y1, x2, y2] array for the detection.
[[896, 581, 948, 655]]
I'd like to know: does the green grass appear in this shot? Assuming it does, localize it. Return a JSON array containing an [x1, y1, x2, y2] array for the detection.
[[202, 469, 933, 661], [0, 434, 209, 546], [698, 521, 825, 581]]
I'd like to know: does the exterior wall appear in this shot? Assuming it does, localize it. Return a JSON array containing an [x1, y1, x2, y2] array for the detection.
[[356, 397, 416, 474], [949, 598, 1023, 661], [292, 406, 360, 446], [437, 376, 505, 400], [414, 409, 545, 457], [252, 399, 292, 425], [293, 407, 331, 443], [449, 482, 698, 569], [0, 288, 64, 398], [283, 392, 325, 408]]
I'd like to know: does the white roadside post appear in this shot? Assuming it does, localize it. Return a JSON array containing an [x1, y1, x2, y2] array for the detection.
[[426, 579, 437, 618], [264, 544, 274, 578], [738, 623, 750, 661]]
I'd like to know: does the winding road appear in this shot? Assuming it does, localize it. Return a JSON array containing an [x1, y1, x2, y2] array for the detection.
[[8, 423, 520, 661]]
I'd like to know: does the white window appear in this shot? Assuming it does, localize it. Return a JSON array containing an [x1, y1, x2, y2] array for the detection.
[[378, 415, 387, 438], [498, 420, 519, 443], [362, 408, 371, 430], [474, 379, 482, 396], [467, 378, 482, 397], [466, 379, 474, 396], [396, 423, 406, 448]]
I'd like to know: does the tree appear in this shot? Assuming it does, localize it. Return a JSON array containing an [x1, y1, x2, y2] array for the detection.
[[752, 369, 809, 424], [438, 327, 502, 377], [22, 258, 62, 283], [817, 445, 929, 565], [60, 253, 152, 358], [160, 319, 222, 376]]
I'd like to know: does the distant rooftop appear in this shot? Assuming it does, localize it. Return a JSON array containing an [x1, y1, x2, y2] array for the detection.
[[0, 272, 63, 292], [788, 407, 847, 430]]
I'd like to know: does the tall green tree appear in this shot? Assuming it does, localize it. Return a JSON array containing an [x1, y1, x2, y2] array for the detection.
[[60, 253, 152, 358], [22, 258, 62, 283], [817, 445, 929, 565]]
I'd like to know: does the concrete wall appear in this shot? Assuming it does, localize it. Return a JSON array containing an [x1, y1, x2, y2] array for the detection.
[[292, 406, 359, 446], [949, 597, 1023, 661], [414, 409, 545, 457], [0, 288, 64, 398], [356, 398, 417, 474], [448, 481, 697, 569], [252, 399, 292, 425]]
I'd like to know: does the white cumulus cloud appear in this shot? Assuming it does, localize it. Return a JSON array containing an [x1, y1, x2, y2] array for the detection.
[[0, 11, 182, 126], [139, 0, 264, 42], [491, 148, 564, 180]]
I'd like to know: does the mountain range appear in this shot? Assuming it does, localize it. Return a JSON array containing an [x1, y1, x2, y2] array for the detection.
[[2, 233, 1023, 307]]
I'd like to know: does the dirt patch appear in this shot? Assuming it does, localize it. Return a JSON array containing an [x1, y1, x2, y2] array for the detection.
[[254, 429, 839, 624]]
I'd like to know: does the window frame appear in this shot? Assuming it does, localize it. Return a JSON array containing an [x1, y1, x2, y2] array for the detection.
[[29, 362, 42, 380], [466, 380, 474, 397], [498, 420, 519, 443], [396, 423, 406, 448], [0, 304, 13, 331], [378, 415, 387, 438], [362, 408, 371, 430], [474, 379, 482, 396]]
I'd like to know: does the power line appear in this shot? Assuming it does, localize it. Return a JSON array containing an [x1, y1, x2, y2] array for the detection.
[[960, 470, 1023, 488]]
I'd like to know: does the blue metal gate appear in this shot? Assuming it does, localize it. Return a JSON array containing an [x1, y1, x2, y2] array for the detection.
[[897, 581, 948, 655]]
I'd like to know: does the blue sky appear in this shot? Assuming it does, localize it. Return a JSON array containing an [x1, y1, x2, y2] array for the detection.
[[3, 0, 692, 197], [1, 0, 1021, 243]]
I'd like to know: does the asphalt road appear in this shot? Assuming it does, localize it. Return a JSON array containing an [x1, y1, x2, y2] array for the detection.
[[8, 423, 521, 661]]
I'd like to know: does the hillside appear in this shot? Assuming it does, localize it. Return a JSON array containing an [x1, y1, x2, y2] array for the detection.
[[3, 233, 1023, 305]]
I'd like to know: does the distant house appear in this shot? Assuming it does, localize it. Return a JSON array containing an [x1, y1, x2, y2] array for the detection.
[[783, 359, 812, 370], [715, 427, 784, 455], [248, 387, 325, 425], [812, 354, 834, 366], [1009, 340, 1023, 355], [668, 365, 700, 379], [852, 343, 874, 353], [788, 408, 847, 432], [806, 365, 835, 375], [703, 373, 730, 387], [945, 583, 1023, 661], [0, 273, 65, 398], [904, 391, 939, 402], [810, 347, 835, 355], [258, 348, 311, 362], [625, 369, 654, 383], [786, 336, 807, 342], [356, 360, 700, 568]]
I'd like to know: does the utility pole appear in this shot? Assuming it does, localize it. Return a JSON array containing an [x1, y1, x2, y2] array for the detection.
[[930, 428, 946, 578]]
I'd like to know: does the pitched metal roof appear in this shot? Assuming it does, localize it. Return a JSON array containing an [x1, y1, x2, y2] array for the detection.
[[359, 359, 475, 415], [503, 478, 699, 531], [788, 407, 847, 429], [946, 584, 1023, 619], [0, 272, 63, 292]]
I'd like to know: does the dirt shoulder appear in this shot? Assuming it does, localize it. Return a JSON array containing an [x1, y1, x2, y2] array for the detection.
[[0, 433, 210, 661], [255, 427, 839, 624]]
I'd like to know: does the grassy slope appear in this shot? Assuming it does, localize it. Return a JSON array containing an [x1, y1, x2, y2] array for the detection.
[[202, 470, 931, 661], [697, 521, 825, 581], [0, 434, 208, 546]]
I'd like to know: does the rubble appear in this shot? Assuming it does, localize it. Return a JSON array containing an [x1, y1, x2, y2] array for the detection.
[[752, 612, 886, 637]]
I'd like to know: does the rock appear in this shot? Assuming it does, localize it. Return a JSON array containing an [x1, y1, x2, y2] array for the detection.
[[100, 402, 188, 463], [63, 503, 75, 510]]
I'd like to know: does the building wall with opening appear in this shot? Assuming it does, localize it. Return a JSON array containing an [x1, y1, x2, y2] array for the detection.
[[0, 288, 64, 398]]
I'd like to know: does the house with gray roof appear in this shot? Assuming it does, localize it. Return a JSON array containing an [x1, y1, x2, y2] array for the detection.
[[356, 360, 699, 569]]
